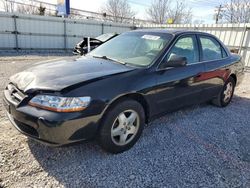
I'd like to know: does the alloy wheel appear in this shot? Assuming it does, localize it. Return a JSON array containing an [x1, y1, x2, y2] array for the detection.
[[223, 82, 233, 103], [111, 110, 140, 146]]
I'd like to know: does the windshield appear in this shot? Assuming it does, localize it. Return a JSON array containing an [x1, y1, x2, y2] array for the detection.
[[89, 32, 173, 67], [95, 33, 117, 42]]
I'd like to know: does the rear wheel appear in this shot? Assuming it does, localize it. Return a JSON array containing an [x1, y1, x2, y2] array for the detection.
[[98, 99, 145, 154], [212, 77, 236, 107]]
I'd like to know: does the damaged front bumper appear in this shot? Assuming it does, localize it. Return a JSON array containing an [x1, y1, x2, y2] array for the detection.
[[3, 86, 101, 146]]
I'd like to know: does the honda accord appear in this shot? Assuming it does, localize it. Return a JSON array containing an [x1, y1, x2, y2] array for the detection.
[[3, 29, 245, 153]]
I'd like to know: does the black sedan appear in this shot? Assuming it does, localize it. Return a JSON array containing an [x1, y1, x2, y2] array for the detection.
[[3, 29, 244, 153], [73, 33, 119, 55]]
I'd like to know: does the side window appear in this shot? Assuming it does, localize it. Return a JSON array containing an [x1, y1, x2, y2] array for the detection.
[[199, 36, 227, 61], [166, 35, 199, 64]]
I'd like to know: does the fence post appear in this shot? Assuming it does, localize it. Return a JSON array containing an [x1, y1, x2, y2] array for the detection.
[[63, 19, 67, 51], [239, 25, 247, 54], [13, 14, 19, 51], [101, 23, 104, 34]]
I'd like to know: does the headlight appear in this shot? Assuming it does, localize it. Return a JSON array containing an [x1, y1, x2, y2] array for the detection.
[[28, 95, 91, 112]]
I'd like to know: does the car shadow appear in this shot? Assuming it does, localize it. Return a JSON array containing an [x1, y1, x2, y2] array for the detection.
[[28, 95, 250, 187]]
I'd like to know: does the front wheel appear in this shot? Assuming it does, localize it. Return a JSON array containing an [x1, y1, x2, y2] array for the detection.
[[98, 99, 145, 154], [212, 77, 236, 107]]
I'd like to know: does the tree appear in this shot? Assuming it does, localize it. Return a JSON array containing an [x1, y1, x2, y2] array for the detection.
[[147, 0, 193, 24], [221, 0, 250, 23], [146, 0, 170, 24], [101, 0, 136, 23], [0, 0, 14, 12], [167, 1, 192, 24], [16, 1, 48, 16], [16, 0, 38, 14], [37, 4, 46, 15]]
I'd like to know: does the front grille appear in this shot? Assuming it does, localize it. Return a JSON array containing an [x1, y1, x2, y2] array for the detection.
[[7, 84, 26, 104]]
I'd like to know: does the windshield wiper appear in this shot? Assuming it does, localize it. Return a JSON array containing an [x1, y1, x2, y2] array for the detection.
[[92, 55, 126, 65]]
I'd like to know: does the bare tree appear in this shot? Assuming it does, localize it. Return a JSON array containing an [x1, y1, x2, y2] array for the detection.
[[146, 0, 170, 24], [15, 1, 47, 16], [168, 1, 192, 24], [221, 0, 250, 23], [1, 0, 14, 12], [101, 0, 136, 23], [147, 0, 193, 24], [16, 0, 38, 14], [37, 3, 46, 15]]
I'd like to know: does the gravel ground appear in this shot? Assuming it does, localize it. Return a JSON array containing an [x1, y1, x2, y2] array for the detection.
[[0, 54, 250, 188]]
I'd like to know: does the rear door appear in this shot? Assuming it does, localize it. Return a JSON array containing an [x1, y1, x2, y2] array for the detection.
[[197, 35, 230, 101]]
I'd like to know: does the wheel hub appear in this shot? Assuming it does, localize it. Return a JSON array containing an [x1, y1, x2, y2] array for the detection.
[[111, 110, 140, 146], [223, 82, 233, 103]]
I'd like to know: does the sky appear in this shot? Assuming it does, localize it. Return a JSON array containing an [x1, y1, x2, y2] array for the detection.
[[1, 0, 226, 24], [50, 0, 223, 23]]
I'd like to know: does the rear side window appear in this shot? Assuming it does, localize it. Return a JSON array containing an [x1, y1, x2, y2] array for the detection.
[[199, 36, 227, 61]]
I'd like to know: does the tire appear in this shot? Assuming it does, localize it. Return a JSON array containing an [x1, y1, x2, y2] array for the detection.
[[98, 99, 145, 154], [212, 76, 236, 107]]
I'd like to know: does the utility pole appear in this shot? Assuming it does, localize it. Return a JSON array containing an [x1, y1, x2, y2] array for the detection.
[[215, 4, 223, 24]]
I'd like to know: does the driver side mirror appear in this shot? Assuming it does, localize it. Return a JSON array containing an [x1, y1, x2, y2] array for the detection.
[[164, 54, 187, 68]]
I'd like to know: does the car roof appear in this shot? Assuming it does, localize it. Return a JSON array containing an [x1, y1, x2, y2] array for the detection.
[[130, 29, 210, 36]]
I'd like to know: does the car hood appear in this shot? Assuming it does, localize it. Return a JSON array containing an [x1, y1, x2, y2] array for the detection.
[[10, 56, 135, 93]]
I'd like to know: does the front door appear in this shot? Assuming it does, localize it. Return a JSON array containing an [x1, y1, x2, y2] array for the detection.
[[153, 34, 205, 116]]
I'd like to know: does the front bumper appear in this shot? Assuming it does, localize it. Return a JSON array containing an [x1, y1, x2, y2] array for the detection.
[[3, 89, 101, 146]]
